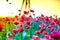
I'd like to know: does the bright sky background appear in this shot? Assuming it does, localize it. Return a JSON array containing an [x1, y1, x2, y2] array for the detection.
[[0, 0, 60, 17]]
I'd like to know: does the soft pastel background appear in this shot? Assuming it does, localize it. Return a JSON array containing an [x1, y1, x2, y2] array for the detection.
[[0, 0, 60, 17]]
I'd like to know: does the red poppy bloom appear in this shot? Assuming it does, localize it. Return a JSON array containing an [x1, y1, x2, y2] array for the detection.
[[23, 11, 29, 15], [12, 29, 17, 34], [20, 15, 27, 22], [30, 9, 34, 13], [5, 17, 10, 21], [14, 21, 19, 25], [26, 21, 31, 25], [55, 20, 59, 25], [36, 31, 40, 35], [15, 15, 18, 18], [45, 16, 49, 21], [26, 15, 33, 21], [17, 27, 24, 32], [0, 22, 2, 31]]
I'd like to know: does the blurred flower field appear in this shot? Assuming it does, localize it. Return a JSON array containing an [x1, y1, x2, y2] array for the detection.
[[0, 10, 60, 40]]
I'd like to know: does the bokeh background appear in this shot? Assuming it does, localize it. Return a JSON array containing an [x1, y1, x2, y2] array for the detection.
[[0, 0, 60, 17]]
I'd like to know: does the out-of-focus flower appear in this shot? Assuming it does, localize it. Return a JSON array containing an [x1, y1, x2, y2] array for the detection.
[[17, 27, 24, 32], [40, 14, 45, 21], [54, 18, 59, 25], [45, 16, 49, 22], [41, 14, 44, 17], [4, 17, 10, 21], [10, 17, 15, 21], [15, 15, 19, 20], [30, 9, 34, 13], [20, 15, 27, 22], [18, 9, 21, 12], [23, 11, 29, 15], [26, 25, 31, 29], [8, 33, 13, 38], [50, 27, 54, 32], [15, 15, 18, 18], [33, 14, 35, 16], [19, 22, 24, 27], [12, 29, 18, 34], [42, 31, 48, 35], [32, 36, 40, 40], [14, 21, 19, 25], [0, 22, 2, 31], [51, 31, 60, 40], [36, 31, 40, 35], [41, 23, 46, 29], [26, 15, 33, 21], [45, 35, 52, 40], [39, 29, 43, 33], [35, 18, 38, 22], [26, 21, 31, 25]]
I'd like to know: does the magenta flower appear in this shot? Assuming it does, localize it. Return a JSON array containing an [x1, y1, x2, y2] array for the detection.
[[41, 23, 46, 29], [45, 35, 52, 40], [35, 18, 38, 22], [32, 36, 40, 40], [17, 27, 24, 32], [26, 25, 31, 29], [50, 27, 54, 32]]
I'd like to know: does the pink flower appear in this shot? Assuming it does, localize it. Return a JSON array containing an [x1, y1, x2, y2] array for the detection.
[[41, 23, 46, 29], [26, 25, 31, 29], [50, 27, 54, 32], [8, 34, 13, 38], [18, 9, 21, 12], [19, 22, 24, 27], [45, 16, 49, 22], [32, 36, 40, 40], [35, 18, 38, 22], [45, 35, 52, 40], [17, 27, 24, 32], [51, 31, 60, 40]]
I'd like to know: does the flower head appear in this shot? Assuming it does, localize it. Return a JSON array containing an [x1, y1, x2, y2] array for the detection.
[[30, 9, 34, 13], [17, 27, 24, 32], [12, 29, 17, 34], [0, 22, 2, 31], [14, 21, 19, 25]]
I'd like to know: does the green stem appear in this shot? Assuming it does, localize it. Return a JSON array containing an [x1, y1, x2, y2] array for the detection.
[[20, 32, 23, 40]]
